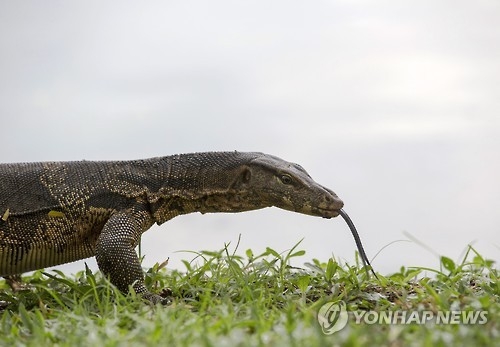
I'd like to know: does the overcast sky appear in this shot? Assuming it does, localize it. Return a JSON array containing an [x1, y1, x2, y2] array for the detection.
[[1, 1, 499, 275]]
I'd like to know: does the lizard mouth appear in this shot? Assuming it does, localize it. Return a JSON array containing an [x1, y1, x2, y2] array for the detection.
[[316, 207, 341, 218]]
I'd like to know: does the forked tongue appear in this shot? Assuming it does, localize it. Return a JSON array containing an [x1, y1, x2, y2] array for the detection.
[[338, 209, 378, 279]]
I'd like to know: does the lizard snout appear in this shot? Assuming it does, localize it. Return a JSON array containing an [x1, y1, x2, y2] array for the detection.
[[315, 186, 344, 218]]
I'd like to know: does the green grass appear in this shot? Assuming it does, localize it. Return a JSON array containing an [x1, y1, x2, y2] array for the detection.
[[0, 241, 498, 347]]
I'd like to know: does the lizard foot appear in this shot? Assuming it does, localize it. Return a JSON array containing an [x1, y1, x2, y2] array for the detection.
[[5, 275, 31, 292], [142, 291, 172, 305]]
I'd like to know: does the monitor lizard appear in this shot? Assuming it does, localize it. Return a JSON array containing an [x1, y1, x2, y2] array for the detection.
[[0, 151, 343, 304]]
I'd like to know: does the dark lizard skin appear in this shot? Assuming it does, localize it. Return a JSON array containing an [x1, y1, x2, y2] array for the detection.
[[0, 151, 344, 304]]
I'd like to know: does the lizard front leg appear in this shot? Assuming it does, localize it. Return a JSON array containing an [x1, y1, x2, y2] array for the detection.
[[95, 208, 167, 304]]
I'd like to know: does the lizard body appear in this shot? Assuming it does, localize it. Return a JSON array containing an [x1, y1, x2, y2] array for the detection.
[[0, 151, 343, 303]]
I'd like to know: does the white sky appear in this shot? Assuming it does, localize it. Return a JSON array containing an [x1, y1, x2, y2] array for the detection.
[[1, 1, 499, 275]]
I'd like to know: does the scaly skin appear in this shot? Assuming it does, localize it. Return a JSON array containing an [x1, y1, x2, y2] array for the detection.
[[0, 152, 343, 303]]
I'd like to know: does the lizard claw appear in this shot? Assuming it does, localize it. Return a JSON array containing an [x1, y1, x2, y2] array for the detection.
[[142, 290, 173, 306]]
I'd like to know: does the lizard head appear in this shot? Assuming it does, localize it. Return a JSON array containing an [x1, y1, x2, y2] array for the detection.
[[231, 153, 344, 218]]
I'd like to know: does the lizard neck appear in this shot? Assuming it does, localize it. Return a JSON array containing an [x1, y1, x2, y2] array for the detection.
[[149, 190, 269, 225], [144, 152, 268, 224]]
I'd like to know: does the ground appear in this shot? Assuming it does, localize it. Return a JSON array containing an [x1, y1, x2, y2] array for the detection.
[[0, 242, 498, 346]]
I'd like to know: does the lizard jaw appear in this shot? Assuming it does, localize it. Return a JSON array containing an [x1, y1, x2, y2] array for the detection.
[[316, 207, 342, 219]]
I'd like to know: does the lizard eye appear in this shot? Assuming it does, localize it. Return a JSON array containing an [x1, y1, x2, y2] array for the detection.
[[279, 174, 293, 185]]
